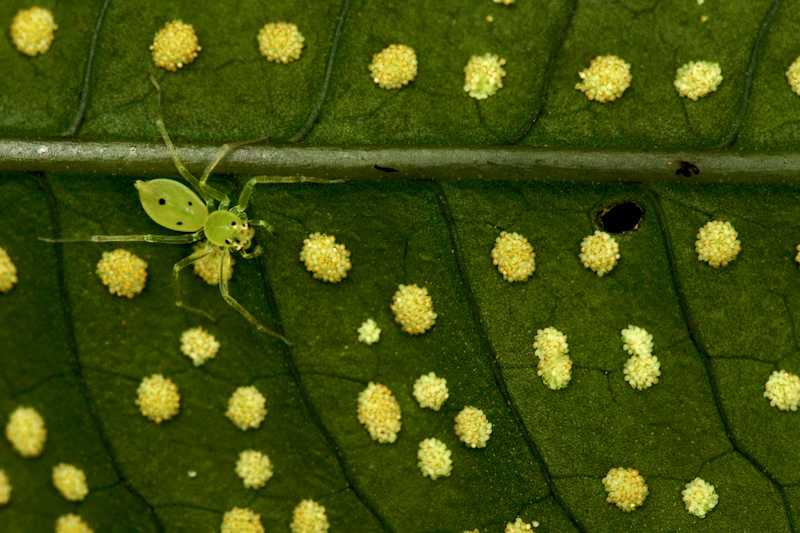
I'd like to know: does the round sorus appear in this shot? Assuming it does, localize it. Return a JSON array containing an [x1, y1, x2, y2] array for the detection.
[[5, 406, 46, 458], [621, 325, 653, 357], [191, 243, 233, 285], [505, 517, 539, 532], [787, 56, 800, 96], [413, 372, 449, 411], [764, 370, 800, 411], [357, 318, 381, 345], [95, 249, 148, 298], [695, 220, 741, 267], [150, 20, 201, 72], [579, 230, 620, 276], [575, 55, 631, 102], [464, 53, 506, 99], [235, 450, 273, 489], [180, 326, 220, 366], [623, 353, 661, 390], [226, 386, 267, 430], [11, 7, 57, 56], [0, 470, 10, 505], [52, 463, 89, 502], [357, 382, 402, 443], [300, 233, 352, 283], [603, 467, 648, 512], [417, 438, 452, 479], [0, 247, 18, 293], [682, 477, 719, 518], [369, 44, 418, 89], [258, 22, 305, 64], [492, 231, 535, 282], [391, 284, 437, 334], [291, 499, 330, 533], [674, 61, 723, 101], [454, 406, 492, 448], [136, 374, 180, 423], [56, 514, 93, 533], [221, 507, 264, 533]]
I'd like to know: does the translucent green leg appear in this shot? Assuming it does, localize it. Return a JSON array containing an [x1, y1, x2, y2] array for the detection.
[[173, 249, 216, 322], [199, 140, 259, 185], [236, 176, 346, 211], [218, 250, 291, 345], [39, 230, 205, 244]]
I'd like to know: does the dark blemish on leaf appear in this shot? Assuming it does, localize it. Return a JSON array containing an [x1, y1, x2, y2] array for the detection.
[[159, 198, 166, 205], [374, 165, 399, 173], [597, 201, 643, 233], [675, 160, 700, 177]]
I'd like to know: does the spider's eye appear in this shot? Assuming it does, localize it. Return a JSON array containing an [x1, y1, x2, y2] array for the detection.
[[231, 221, 236, 226]]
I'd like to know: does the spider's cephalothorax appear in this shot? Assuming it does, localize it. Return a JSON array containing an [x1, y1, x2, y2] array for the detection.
[[205, 211, 255, 252]]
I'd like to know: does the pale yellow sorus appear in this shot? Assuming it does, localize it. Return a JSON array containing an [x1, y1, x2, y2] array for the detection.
[[695, 220, 741, 267], [56, 514, 94, 533], [795, 244, 800, 268], [464, 53, 506, 99], [682, 477, 719, 518], [575, 55, 631, 102], [221, 507, 264, 533], [136, 374, 180, 423], [6, 406, 46, 458], [533, 327, 573, 390], [454, 406, 492, 448], [603, 467, 648, 512], [258, 22, 304, 64], [786, 56, 800, 96], [623, 353, 661, 390], [300, 233, 352, 283], [0, 469, 10, 505], [417, 438, 452, 479], [291, 499, 330, 533], [492, 231, 535, 282], [0, 247, 18, 293], [235, 450, 273, 489], [52, 463, 89, 501], [191, 243, 233, 285], [150, 20, 201, 72], [357, 318, 381, 345], [391, 284, 437, 334], [674, 61, 723, 101], [505, 517, 539, 532], [764, 370, 800, 411], [11, 7, 58, 56], [413, 372, 449, 411], [369, 44, 418, 89], [96, 249, 148, 297], [494, 0, 514, 4], [226, 386, 267, 430], [579, 231, 620, 276], [180, 326, 220, 366], [357, 382, 402, 443], [621, 325, 653, 357]]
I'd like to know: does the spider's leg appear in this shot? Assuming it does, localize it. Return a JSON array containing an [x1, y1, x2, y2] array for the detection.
[[199, 139, 259, 186], [249, 220, 274, 236], [40, 230, 204, 244], [172, 246, 217, 322], [235, 176, 346, 212], [218, 250, 291, 345], [239, 246, 263, 259], [149, 75, 228, 206]]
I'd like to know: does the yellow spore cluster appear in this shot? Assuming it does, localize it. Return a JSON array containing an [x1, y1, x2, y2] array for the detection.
[[464, 53, 506, 99], [11, 7, 57, 56], [226, 386, 267, 430], [579, 231, 620, 276], [357, 382, 402, 443], [192, 243, 233, 285], [369, 44, 418, 89], [357, 318, 381, 345], [454, 406, 492, 448], [674, 61, 723, 101], [764, 370, 800, 411], [56, 514, 94, 533], [300, 233, 352, 283], [413, 372, 449, 411], [621, 325, 660, 390], [258, 22, 305, 64], [180, 326, 220, 366], [150, 20, 201, 71], [135, 374, 180, 423], [533, 327, 573, 390], [682, 477, 719, 518], [221, 507, 264, 533], [235, 450, 273, 489], [6, 406, 46, 458], [603, 467, 648, 512], [52, 463, 89, 501], [417, 438, 452, 479], [0, 470, 10, 505], [391, 284, 437, 334], [575, 55, 631, 102], [695, 220, 741, 268], [96, 249, 148, 298], [0, 247, 18, 293], [505, 517, 539, 532], [786, 56, 800, 96], [492, 231, 535, 282], [290, 499, 330, 533]]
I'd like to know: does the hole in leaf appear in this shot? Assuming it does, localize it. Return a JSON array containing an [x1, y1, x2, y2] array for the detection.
[[597, 201, 643, 233]]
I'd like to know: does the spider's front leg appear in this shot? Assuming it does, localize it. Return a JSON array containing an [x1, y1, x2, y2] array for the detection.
[[172, 245, 217, 322]]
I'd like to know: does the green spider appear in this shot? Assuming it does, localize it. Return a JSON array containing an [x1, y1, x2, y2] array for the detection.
[[43, 76, 339, 345]]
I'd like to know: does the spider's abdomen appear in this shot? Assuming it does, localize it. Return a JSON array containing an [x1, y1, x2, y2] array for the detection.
[[205, 210, 253, 250], [136, 179, 208, 232]]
